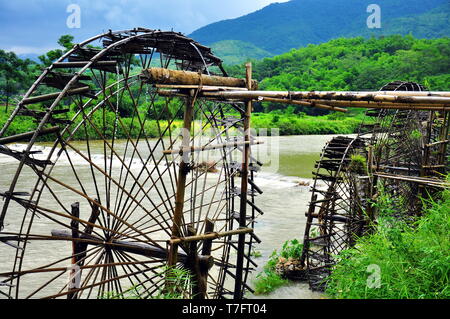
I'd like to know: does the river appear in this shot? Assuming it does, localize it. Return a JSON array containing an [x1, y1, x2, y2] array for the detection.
[[0, 134, 348, 299]]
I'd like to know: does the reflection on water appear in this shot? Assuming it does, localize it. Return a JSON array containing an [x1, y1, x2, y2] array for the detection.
[[0, 134, 347, 299]]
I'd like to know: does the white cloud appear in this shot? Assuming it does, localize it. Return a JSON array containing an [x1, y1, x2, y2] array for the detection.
[[4, 46, 58, 55], [0, 0, 291, 54]]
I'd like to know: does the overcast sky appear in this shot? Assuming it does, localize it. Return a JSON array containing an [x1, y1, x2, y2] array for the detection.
[[0, 0, 289, 55]]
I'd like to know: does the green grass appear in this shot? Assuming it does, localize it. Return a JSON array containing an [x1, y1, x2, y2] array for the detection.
[[326, 186, 450, 299], [0, 107, 184, 142], [99, 266, 192, 299], [252, 111, 370, 136], [0, 106, 372, 140], [252, 239, 304, 295]]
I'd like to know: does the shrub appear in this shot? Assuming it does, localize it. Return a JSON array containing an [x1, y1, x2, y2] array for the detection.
[[326, 187, 450, 299]]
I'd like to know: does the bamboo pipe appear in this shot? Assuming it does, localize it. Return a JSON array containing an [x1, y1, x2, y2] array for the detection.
[[141, 67, 258, 90], [201, 90, 450, 104], [156, 89, 348, 112], [303, 99, 449, 109], [154, 84, 248, 91], [157, 89, 449, 111], [258, 97, 348, 113]]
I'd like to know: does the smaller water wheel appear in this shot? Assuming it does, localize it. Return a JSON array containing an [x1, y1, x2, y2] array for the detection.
[[300, 135, 369, 290], [300, 81, 450, 291], [367, 81, 450, 217]]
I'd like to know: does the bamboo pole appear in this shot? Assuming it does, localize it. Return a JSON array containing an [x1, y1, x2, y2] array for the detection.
[[154, 84, 248, 91], [68, 202, 80, 300], [141, 67, 258, 90], [258, 97, 348, 112], [0, 126, 60, 145], [157, 89, 450, 111], [167, 92, 195, 268], [201, 90, 450, 105], [374, 172, 450, 188], [234, 63, 253, 299], [303, 99, 450, 111]]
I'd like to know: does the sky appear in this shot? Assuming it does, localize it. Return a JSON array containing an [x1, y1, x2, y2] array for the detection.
[[0, 0, 289, 56]]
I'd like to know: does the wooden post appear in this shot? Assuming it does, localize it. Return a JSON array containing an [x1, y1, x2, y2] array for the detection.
[[167, 92, 195, 268], [201, 219, 215, 256], [234, 63, 253, 299], [186, 227, 208, 299], [68, 202, 80, 299]]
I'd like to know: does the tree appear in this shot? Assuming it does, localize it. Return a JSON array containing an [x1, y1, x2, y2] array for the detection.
[[0, 50, 35, 113], [38, 35, 75, 66]]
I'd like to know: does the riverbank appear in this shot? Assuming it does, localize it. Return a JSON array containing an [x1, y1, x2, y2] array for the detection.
[[0, 107, 370, 141], [325, 185, 450, 299]]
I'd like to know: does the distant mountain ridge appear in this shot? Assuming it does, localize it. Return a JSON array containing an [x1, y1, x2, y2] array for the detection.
[[190, 0, 449, 64]]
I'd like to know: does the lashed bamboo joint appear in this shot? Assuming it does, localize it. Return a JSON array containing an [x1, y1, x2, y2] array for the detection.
[[141, 67, 259, 90]]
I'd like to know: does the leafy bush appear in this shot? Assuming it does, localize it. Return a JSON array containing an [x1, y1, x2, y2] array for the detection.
[[326, 187, 450, 299], [252, 239, 304, 295]]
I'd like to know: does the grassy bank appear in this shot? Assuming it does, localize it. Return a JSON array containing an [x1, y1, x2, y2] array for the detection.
[[252, 239, 304, 295], [0, 108, 183, 142], [0, 107, 370, 140], [326, 186, 450, 299], [252, 111, 368, 136]]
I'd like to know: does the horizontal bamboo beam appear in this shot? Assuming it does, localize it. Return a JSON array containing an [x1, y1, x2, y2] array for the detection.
[[141, 67, 258, 90], [154, 84, 248, 91], [305, 99, 450, 111], [52, 61, 118, 68], [51, 230, 187, 262], [163, 140, 263, 155], [0, 126, 60, 145], [21, 87, 92, 105], [258, 97, 348, 113], [169, 227, 254, 245], [374, 172, 450, 188], [201, 90, 450, 105]]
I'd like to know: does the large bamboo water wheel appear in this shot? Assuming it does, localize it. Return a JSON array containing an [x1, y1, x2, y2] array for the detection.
[[301, 81, 450, 290], [0, 28, 262, 299]]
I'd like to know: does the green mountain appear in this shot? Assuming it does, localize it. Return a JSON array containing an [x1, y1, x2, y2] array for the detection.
[[190, 0, 449, 63], [210, 40, 273, 65], [224, 35, 450, 113]]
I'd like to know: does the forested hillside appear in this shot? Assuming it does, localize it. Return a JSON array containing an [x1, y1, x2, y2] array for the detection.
[[191, 0, 448, 63], [225, 35, 450, 113]]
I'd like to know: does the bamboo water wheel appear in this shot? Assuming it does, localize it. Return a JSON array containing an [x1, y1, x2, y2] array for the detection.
[[0, 28, 262, 299], [301, 81, 450, 290]]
